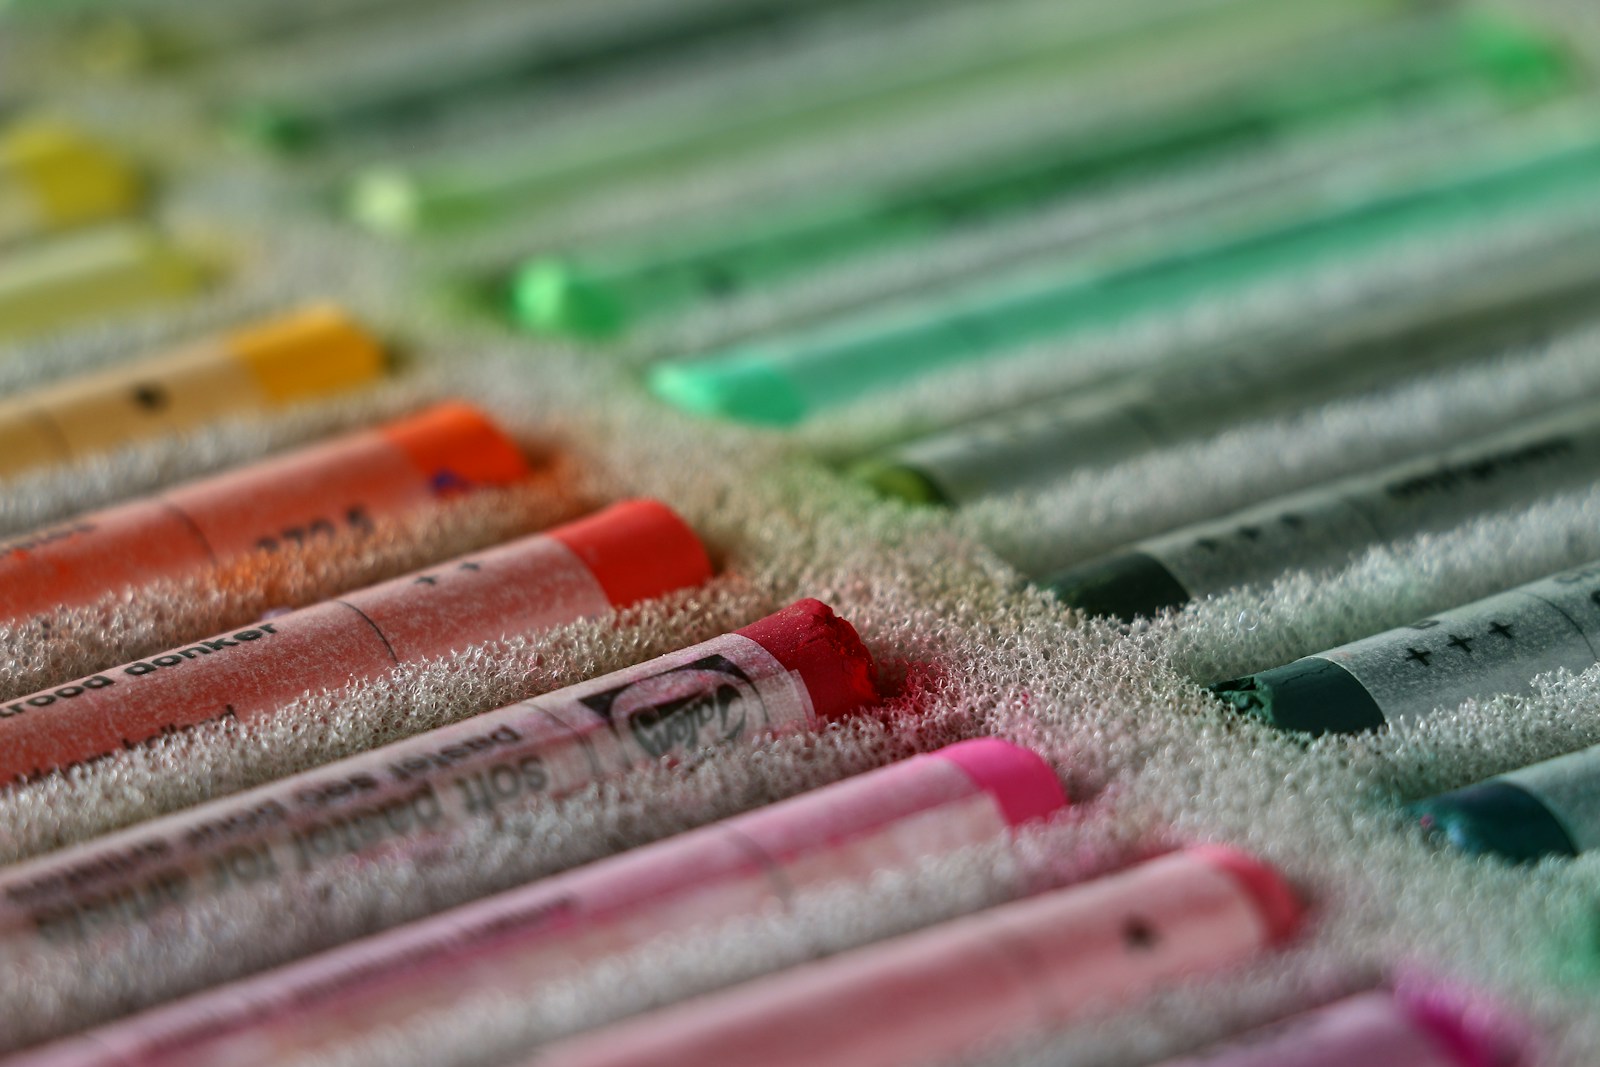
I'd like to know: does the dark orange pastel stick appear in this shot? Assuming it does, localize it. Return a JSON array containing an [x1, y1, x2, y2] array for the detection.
[[0, 401, 531, 621]]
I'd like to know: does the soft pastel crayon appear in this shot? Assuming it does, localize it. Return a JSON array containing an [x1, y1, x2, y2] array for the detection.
[[347, 0, 1403, 233], [0, 223, 206, 342], [525, 846, 1301, 1067], [1051, 398, 1600, 622], [648, 119, 1600, 426], [0, 499, 713, 782], [233, 0, 942, 152], [856, 232, 1600, 506], [0, 599, 877, 944], [511, 12, 1564, 340], [1153, 989, 1516, 1067], [0, 401, 529, 620], [1412, 742, 1600, 863], [0, 120, 142, 244], [0, 304, 386, 477], [1213, 558, 1600, 735], [9, 740, 1065, 1067]]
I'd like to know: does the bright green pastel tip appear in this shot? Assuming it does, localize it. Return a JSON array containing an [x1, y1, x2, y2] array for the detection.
[[510, 259, 627, 339], [847, 460, 947, 506], [227, 103, 316, 154], [347, 169, 423, 234], [1460, 13, 1573, 96], [647, 358, 806, 425]]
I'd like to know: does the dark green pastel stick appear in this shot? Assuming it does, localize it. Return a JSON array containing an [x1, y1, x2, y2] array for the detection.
[[511, 12, 1566, 340], [1047, 398, 1600, 623], [1211, 560, 1600, 735], [230, 0, 917, 151]]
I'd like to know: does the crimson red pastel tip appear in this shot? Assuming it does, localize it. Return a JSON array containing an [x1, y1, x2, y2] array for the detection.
[[737, 599, 879, 724]]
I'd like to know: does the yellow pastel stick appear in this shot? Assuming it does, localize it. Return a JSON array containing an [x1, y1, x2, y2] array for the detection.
[[0, 222, 207, 341], [0, 304, 387, 476], [0, 120, 143, 244]]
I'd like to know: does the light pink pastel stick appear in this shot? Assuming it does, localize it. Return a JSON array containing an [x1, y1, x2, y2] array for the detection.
[[0, 599, 875, 950], [524, 846, 1302, 1067], [1153, 989, 1514, 1067], [10, 739, 1066, 1067]]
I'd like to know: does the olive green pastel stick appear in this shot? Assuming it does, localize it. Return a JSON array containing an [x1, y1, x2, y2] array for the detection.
[[1212, 559, 1600, 736], [510, 12, 1564, 340], [855, 228, 1600, 507], [648, 115, 1600, 427], [25, 0, 446, 74], [1050, 398, 1600, 624], [349, 0, 1406, 233], [0, 223, 209, 342], [231, 0, 926, 152]]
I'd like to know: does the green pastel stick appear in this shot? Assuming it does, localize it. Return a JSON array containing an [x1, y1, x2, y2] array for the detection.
[[1212, 559, 1600, 735], [231, 0, 919, 152], [649, 119, 1600, 426], [854, 226, 1600, 507], [349, 0, 1406, 232], [511, 12, 1566, 340]]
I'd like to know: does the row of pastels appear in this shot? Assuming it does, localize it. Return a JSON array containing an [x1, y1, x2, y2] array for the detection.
[[6, 0, 1600, 1065]]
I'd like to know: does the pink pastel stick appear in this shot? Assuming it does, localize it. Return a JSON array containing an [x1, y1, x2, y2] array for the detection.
[[525, 845, 1302, 1067], [0, 599, 877, 949], [1153, 989, 1517, 1067], [10, 739, 1066, 1067]]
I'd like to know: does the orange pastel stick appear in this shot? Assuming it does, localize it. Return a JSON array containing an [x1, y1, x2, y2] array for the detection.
[[0, 401, 531, 621], [0, 500, 714, 783]]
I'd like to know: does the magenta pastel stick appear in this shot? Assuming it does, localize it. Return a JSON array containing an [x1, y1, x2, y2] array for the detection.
[[522, 845, 1303, 1067], [10, 739, 1067, 1067], [1153, 988, 1518, 1067], [0, 598, 879, 949]]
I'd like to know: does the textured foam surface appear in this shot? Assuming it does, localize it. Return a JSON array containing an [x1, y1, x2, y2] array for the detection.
[[6, 3, 1600, 1065]]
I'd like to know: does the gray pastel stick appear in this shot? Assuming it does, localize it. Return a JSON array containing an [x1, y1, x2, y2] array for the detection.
[[1049, 401, 1600, 621], [854, 231, 1600, 506], [1211, 559, 1600, 734]]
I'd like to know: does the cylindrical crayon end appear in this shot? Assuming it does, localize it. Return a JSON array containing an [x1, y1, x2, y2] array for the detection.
[[5, 120, 143, 226], [347, 168, 423, 234], [936, 738, 1068, 828], [229, 103, 316, 154], [1210, 657, 1386, 736], [648, 357, 805, 425], [550, 499, 713, 608], [1461, 11, 1572, 97], [511, 259, 626, 339], [1044, 550, 1192, 623], [1190, 845, 1303, 945], [736, 598, 879, 724], [1409, 781, 1578, 864], [1396, 985, 1526, 1067], [380, 401, 532, 490], [849, 459, 949, 506], [230, 304, 387, 402]]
